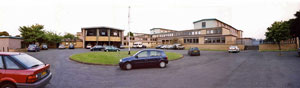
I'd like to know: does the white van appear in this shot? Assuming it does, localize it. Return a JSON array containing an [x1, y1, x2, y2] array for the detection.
[[132, 42, 146, 48]]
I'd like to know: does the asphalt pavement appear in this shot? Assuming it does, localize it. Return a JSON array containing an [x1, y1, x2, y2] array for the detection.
[[25, 49, 300, 88]]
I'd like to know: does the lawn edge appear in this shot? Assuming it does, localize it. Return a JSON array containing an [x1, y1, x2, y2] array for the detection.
[[69, 52, 184, 66]]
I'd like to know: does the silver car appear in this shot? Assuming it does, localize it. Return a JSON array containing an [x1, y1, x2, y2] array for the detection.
[[228, 46, 240, 53]]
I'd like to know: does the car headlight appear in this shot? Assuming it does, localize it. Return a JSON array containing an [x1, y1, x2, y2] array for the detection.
[[119, 59, 123, 62]]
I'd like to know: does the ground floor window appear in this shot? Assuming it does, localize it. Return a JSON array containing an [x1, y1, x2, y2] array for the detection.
[[184, 38, 199, 44], [204, 37, 225, 44]]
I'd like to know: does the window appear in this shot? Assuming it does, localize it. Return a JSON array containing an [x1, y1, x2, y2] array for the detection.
[[4, 56, 20, 69], [137, 51, 148, 58], [202, 22, 206, 28], [0, 56, 3, 69], [205, 37, 225, 44], [11, 54, 44, 69], [99, 29, 107, 36], [184, 38, 199, 44], [150, 51, 161, 57], [198, 31, 201, 35], [206, 29, 222, 34], [87, 29, 96, 36]]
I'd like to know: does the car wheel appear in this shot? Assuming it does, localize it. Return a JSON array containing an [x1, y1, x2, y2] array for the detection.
[[159, 61, 166, 68], [1, 83, 16, 88], [124, 63, 132, 70]]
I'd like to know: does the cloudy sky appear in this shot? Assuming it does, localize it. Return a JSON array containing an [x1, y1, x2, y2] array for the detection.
[[0, 0, 299, 39]]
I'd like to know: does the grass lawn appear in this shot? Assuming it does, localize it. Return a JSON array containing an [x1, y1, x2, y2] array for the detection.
[[70, 51, 183, 65]]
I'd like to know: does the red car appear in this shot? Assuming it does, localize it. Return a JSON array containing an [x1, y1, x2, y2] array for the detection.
[[0, 52, 52, 88]]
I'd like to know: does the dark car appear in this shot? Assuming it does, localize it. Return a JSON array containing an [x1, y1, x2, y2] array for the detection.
[[119, 49, 169, 70], [69, 44, 75, 49], [90, 45, 104, 51], [188, 47, 200, 56], [41, 44, 48, 50], [27, 44, 40, 52], [104, 46, 120, 52], [298, 48, 300, 56], [0, 52, 52, 88], [155, 45, 163, 49]]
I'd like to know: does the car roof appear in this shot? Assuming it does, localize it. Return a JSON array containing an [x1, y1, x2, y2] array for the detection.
[[0, 52, 24, 56], [140, 49, 164, 52]]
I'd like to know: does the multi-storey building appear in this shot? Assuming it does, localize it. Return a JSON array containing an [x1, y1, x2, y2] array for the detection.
[[81, 18, 244, 50], [81, 26, 124, 48], [123, 33, 157, 48], [150, 28, 177, 34], [150, 18, 244, 50]]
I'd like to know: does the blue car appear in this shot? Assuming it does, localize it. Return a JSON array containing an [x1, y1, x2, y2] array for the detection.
[[27, 44, 40, 52], [119, 49, 168, 70]]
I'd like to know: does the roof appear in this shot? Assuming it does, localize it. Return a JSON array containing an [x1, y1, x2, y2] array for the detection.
[[81, 26, 124, 31], [0, 36, 23, 39], [150, 28, 176, 31], [0, 52, 24, 55], [193, 18, 239, 31]]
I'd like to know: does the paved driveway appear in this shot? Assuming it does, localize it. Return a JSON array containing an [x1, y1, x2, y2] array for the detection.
[[26, 49, 300, 88]]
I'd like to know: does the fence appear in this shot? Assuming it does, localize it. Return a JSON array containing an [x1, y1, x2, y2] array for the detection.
[[260, 38, 297, 44]]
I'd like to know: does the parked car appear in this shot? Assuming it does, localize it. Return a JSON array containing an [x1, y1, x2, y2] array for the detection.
[[69, 44, 75, 49], [166, 45, 173, 49], [119, 49, 168, 70], [188, 47, 200, 56], [298, 48, 300, 56], [120, 45, 125, 49], [155, 45, 162, 49], [104, 46, 120, 52], [41, 44, 48, 50], [160, 45, 168, 49], [86, 44, 92, 49], [132, 42, 146, 48], [0, 52, 52, 88], [228, 46, 240, 53], [27, 44, 40, 52], [173, 44, 185, 50], [90, 45, 104, 51], [58, 44, 66, 49]]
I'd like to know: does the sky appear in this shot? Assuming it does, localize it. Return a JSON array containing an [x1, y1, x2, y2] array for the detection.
[[0, 0, 299, 39]]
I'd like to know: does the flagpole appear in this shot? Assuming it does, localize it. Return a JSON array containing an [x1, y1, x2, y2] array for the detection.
[[128, 6, 131, 55]]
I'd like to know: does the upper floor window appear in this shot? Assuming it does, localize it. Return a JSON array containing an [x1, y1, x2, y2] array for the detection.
[[184, 38, 199, 44], [206, 29, 222, 34], [87, 29, 96, 36], [202, 22, 206, 28]]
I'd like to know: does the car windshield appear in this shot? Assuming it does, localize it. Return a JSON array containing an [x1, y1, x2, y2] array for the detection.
[[230, 46, 238, 48], [12, 54, 44, 69]]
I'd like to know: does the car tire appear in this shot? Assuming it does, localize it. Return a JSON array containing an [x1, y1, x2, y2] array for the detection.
[[159, 61, 167, 68], [124, 63, 132, 70], [1, 82, 16, 88]]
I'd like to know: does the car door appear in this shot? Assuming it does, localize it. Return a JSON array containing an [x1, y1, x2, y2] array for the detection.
[[0, 56, 5, 79], [133, 51, 149, 66], [148, 51, 161, 65]]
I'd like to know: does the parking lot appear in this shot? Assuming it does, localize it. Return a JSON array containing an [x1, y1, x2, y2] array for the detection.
[[26, 49, 300, 88]]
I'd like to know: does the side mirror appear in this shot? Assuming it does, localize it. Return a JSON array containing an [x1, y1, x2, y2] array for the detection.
[[135, 55, 138, 58]]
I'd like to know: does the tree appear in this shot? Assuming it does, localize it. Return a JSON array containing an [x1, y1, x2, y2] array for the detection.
[[265, 21, 291, 55], [127, 32, 134, 37], [45, 31, 63, 44], [19, 24, 45, 44], [0, 31, 9, 36], [290, 10, 300, 47], [171, 38, 179, 44], [63, 33, 76, 40]]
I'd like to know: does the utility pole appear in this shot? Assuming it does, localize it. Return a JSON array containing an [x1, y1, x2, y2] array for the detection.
[[128, 6, 131, 55]]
